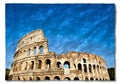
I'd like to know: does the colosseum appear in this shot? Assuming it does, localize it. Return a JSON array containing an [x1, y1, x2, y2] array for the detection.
[[9, 29, 110, 81]]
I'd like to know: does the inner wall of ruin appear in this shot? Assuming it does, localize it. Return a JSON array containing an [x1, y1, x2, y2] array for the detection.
[[9, 30, 110, 81]]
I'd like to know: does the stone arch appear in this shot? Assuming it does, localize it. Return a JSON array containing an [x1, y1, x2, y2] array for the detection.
[[38, 60, 42, 69], [39, 46, 44, 54], [78, 63, 82, 71], [57, 61, 61, 68], [89, 64, 92, 73], [97, 65, 99, 73], [93, 65, 95, 70], [83, 58, 86, 63], [23, 77, 25, 80], [45, 76, 50, 80], [36, 77, 40, 80], [30, 61, 34, 70], [64, 61, 70, 69], [85, 77, 89, 80], [74, 77, 79, 80], [96, 78, 98, 80], [24, 62, 28, 70], [64, 77, 71, 80], [54, 76, 60, 80], [90, 77, 94, 80], [18, 76, 20, 80], [29, 77, 32, 80], [46, 59, 51, 69], [83, 64, 87, 73], [34, 47, 36, 55]]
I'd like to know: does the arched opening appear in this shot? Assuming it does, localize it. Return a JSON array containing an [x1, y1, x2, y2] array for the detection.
[[96, 78, 98, 80], [34, 47, 36, 55], [89, 64, 92, 73], [93, 65, 95, 70], [38, 60, 42, 69], [18, 76, 20, 80], [83, 64, 87, 73], [100, 78, 102, 80], [64, 61, 70, 69], [39, 46, 44, 54], [54, 76, 60, 80], [90, 77, 94, 80], [36, 77, 40, 80], [64, 77, 71, 80], [99, 61, 101, 64], [45, 76, 50, 80], [28, 49, 31, 55], [78, 63, 82, 70], [74, 77, 79, 80], [97, 65, 99, 73], [46, 59, 51, 69], [57, 62, 61, 68], [83, 58, 86, 63], [24, 62, 28, 70], [23, 77, 25, 80], [85, 77, 89, 80], [30, 61, 34, 70], [29, 77, 32, 80]]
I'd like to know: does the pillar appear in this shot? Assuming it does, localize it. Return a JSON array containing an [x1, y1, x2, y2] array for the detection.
[[43, 42, 49, 54], [36, 46, 40, 55], [42, 60, 45, 69]]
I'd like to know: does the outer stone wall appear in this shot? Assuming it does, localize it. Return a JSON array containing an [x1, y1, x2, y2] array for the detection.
[[9, 29, 110, 81]]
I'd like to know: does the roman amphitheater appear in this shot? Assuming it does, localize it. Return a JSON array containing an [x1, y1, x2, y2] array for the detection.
[[9, 29, 110, 81]]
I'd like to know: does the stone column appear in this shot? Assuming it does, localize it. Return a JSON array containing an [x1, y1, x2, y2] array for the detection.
[[31, 47, 34, 55], [43, 42, 49, 54], [70, 62, 74, 70], [74, 63, 77, 70], [42, 59, 45, 69], [99, 66, 102, 75], [28, 61, 31, 70], [87, 64, 89, 73], [61, 62, 64, 68], [91, 64, 94, 74], [33, 61, 36, 69], [34, 61, 39, 69], [81, 63, 84, 73], [36, 46, 40, 55]]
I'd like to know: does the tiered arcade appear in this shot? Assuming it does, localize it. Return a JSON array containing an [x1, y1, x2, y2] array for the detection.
[[9, 30, 110, 80]]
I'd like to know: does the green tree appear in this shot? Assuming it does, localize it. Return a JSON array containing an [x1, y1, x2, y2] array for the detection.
[[5, 68, 10, 80], [108, 67, 115, 80]]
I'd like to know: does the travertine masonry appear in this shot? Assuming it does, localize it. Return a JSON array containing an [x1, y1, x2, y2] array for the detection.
[[9, 29, 110, 81]]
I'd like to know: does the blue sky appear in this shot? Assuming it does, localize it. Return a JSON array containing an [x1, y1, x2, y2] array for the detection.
[[6, 4, 115, 69]]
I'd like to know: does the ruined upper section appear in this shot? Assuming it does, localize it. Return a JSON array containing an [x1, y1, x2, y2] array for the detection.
[[16, 29, 47, 51], [57, 51, 106, 66]]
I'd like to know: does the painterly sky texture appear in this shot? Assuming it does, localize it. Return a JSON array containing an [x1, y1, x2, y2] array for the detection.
[[6, 4, 115, 69]]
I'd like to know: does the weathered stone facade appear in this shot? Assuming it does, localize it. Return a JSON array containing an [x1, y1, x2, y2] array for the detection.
[[9, 29, 110, 81]]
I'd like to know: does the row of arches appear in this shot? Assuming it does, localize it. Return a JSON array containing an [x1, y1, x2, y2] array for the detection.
[[15, 46, 45, 60], [57, 61, 106, 74], [13, 58, 107, 74], [29, 46, 44, 55], [85, 77, 108, 81], [18, 76, 80, 80], [18, 76, 107, 81]]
